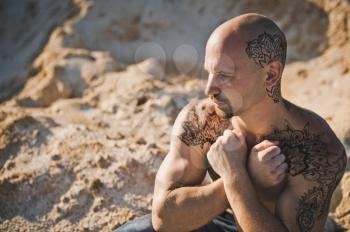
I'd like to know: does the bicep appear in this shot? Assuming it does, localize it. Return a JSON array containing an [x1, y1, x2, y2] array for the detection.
[[154, 146, 206, 192], [154, 102, 208, 195]]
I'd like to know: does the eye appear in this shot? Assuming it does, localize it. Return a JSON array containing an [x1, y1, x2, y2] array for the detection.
[[217, 72, 232, 81]]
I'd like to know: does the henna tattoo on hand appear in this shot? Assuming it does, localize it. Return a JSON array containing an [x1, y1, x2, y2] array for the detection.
[[263, 122, 346, 231], [245, 31, 287, 68], [178, 106, 230, 149]]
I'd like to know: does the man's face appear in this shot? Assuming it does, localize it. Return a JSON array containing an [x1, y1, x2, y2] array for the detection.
[[204, 37, 266, 118]]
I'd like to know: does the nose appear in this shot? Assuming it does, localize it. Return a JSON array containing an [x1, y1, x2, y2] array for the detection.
[[205, 74, 221, 97]]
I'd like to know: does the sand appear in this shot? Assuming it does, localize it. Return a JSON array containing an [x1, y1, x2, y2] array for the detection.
[[0, 0, 349, 231]]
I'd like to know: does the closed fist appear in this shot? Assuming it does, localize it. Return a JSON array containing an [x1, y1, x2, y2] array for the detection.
[[207, 129, 247, 179], [248, 140, 288, 188]]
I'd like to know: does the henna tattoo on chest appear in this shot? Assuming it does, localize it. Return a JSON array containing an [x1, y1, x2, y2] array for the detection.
[[178, 106, 345, 231], [178, 106, 230, 149], [263, 123, 346, 231]]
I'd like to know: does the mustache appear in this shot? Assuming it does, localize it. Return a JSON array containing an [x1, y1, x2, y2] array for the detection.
[[210, 95, 228, 103]]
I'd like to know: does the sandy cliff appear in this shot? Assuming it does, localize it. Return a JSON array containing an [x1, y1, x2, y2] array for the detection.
[[0, 0, 349, 231]]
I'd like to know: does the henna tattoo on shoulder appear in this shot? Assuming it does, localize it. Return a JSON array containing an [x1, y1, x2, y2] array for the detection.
[[245, 31, 287, 68], [178, 106, 230, 149], [263, 122, 346, 231]]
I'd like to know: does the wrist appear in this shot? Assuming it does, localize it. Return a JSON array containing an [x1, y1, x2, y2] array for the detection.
[[222, 167, 247, 184]]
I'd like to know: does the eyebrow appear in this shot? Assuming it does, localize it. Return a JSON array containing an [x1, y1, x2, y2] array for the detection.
[[216, 70, 233, 76], [204, 66, 233, 75]]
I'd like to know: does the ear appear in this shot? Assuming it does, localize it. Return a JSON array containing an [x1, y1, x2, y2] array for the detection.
[[265, 61, 283, 87], [264, 61, 283, 103]]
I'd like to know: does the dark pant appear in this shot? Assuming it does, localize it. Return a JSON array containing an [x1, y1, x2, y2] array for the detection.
[[114, 212, 238, 232]]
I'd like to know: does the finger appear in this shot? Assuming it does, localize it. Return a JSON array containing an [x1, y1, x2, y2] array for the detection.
[[253, 140, 279, 152], [275, 163, 288, 176], [258, 146, 281, 162], [270, 154, 285, 167]]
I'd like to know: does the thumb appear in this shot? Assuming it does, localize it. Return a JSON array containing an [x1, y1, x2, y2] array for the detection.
[[232, 128, 245, 144]]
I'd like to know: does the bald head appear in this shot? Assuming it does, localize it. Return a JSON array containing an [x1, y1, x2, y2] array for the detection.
[[207, 13, 287, 69], [205, 14, 287, 109]]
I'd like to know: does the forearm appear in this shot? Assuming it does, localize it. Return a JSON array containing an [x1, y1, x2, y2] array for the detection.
[[223, 170, 288, 232], [152, 178, 229, 232]]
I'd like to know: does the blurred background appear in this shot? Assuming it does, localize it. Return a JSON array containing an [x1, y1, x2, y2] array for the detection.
[[0, 0, 349, 231]]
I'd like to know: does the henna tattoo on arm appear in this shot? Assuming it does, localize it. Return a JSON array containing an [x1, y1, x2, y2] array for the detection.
[[263, 123, 346, 231], [178, 106, 230, 149], [245, 32, 287, 103]]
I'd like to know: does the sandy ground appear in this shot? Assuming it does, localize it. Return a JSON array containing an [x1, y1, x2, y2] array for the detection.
[[0, 0, 349, 231]]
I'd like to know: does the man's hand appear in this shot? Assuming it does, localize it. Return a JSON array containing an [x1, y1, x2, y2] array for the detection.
[[207, 129, 247, 180], [248, 140, 288, 188]]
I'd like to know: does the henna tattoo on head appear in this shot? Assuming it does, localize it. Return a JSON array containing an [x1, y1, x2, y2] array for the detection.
[[245, 32, 286, 103], [178, 106, 230, 149], [245, 31, 287, 68], [265, 78, 281, 103], [263, 122, 346, 231]]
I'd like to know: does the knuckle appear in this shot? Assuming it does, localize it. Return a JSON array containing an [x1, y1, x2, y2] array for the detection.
[[220, 135, 227, 142], [257, 152, 265, 161], [276, 155, 284, 164], [276, 163, 284, 170], [228, 133, 236, 141], [224, 136, 234, 145], [260, 149, 268, 156], [235, 131, 244, 138], [261, 153, 272, 162], [217, 136, 225, 143], [272, 146, 281, 153], [223, 130, 231, 137]]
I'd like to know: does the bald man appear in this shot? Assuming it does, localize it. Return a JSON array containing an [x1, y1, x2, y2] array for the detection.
[[115, 13, 347, 232]]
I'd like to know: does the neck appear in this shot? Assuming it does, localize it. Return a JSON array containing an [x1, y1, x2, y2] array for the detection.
[[231, 97, 288, 147]]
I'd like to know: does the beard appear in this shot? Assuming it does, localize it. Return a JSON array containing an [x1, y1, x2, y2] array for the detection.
[[214, 103, 234, 119], [210, 95, 234, 118]]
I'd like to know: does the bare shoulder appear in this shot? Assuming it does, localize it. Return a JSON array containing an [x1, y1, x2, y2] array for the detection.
[[172, 98, 232, 153], [154, 99, 231, 190], [295, 105, 347, 182], [283, 100, 345, 154], [272, 101, 347, 231]]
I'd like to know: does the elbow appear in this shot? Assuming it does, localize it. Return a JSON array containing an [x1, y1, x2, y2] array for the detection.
[[151, 211, 166, 232], [151, 198, 176, 232]]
